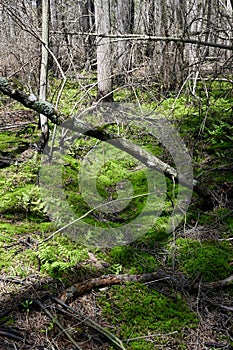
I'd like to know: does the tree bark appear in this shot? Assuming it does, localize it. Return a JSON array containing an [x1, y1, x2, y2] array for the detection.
[[39, 0, 50, 150], [117, 0, 134, 74], [94, 0, 113, 101]]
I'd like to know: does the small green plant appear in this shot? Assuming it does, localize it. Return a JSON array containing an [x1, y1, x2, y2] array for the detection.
[[109, 263, 123, 274], [108, 246, 157, 274], [40, 318, 56, 333], [18, 186, 47, 218], [21, 299, 33, 313], [38, 237, 88, 278]]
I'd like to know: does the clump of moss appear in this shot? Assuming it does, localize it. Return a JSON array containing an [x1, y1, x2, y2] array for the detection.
[[0, 221, 55, 276], [170, 238, 233, 282], [0, 221, 54, 237], [0, 184, 48, 221], [98, 283, 198, 349], [108, 246, 157, 274]]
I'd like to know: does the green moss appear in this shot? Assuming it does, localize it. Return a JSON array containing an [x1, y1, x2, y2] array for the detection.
[[0, 221, 54, 237], [108, 246, 157, 274], [0, 220, 55, 276], [170, 238, 233, 282], [0, 130, 36, 157], [0, 184, 48, 220], [98, 283, 198, 349], [0, 235, 38, 276]]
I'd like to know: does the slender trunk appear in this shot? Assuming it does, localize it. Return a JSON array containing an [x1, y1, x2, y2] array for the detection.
[[117, 0, 134, 73], [39, 0, 50, 149], [94, 0, 113, 102]]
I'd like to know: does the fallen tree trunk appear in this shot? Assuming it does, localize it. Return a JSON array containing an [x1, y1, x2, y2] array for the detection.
[[0, 76, 214, 207]]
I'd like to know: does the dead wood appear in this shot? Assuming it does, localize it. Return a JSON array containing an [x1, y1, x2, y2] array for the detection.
[[34, 298, 83, 350], [62, 271, 233, 301], [61, 271, 177, 301], [0, 76, 216, 207], [194, 274, 233, 290]]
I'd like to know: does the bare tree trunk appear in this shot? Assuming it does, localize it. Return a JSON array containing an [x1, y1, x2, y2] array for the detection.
[[82, 0, 95, 71], [94, 0, 113, 102], [39, 0, 50, 149], [117, 0, 134, 74]]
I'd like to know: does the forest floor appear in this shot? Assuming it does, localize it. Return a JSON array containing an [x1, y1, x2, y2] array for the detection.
[[0, 87, 232, 350]]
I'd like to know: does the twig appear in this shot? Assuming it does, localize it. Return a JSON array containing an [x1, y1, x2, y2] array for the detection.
[[217, 304, 233, 312], [204, 342, 232, 348], [48, 32, 233, 51], [0, 328, 24, 342], [124, 331, 178, 342], [34, 299, 83, 350], [194, 275, 233, 290], [217, 237, 233, 241], [50, 296, 126, 350]]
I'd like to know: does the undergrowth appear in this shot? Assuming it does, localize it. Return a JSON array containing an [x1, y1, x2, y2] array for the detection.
[[0, 79, 232, 349]]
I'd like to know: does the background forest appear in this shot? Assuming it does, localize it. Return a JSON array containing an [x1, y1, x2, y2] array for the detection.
[[0, 0, 233, 349]]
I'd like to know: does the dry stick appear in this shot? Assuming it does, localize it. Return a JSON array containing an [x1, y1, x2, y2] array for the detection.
[[0, 122, 37, 131], [34, 299, 83, 350], [62, 272, 172, 300], [49, 32, 233, 51], [62, 272, 233, 302], [0, 329, 24, 342], [198, 275, 233, 289], [59, 307, 126, 350], [50, 296, 126, 350], [124, 331, 178, 342], [217, 237, 233, 241]]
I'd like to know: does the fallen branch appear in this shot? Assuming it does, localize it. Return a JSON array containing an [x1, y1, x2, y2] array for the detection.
[[61, 271, 172, 301], [0, 77, 182, 180], [51, 32, 233, 51], [0, 77, 63, 125], [0, 76, 215, 206], [124, 331, 178, 342], [62, 272, 233, 301], [34, 298, 83, 350], [0, 327, 25, 342], [196, 275, 233, 290], [51, 296, 126, 350]]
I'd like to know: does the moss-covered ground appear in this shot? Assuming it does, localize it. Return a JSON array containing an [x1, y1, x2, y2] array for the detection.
[[0, 79, 232, 349]]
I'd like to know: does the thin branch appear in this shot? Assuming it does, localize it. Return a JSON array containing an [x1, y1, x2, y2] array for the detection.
[[124, 331, 178, 342], [61, 271, 172, 300], [194, 275, 233, 289], [50, 296, 126, 350], [0, 328, 24, 342], [0, 122, 37, 131], [34, 299, 83, 350], [50, 32, 233, 51]]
